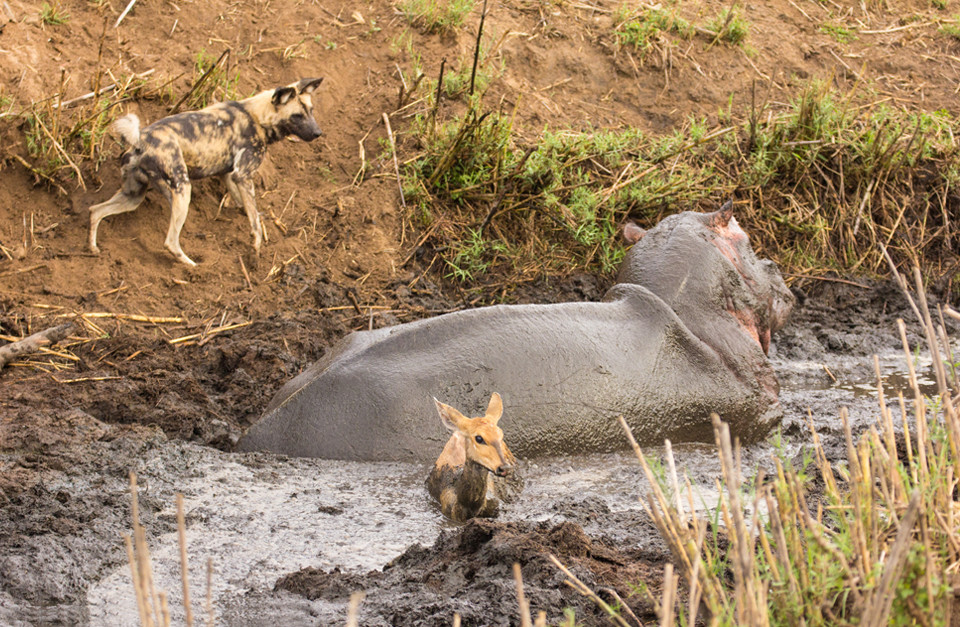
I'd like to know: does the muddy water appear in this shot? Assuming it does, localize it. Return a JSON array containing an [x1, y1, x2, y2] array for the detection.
[[81, 337, 929, 625]]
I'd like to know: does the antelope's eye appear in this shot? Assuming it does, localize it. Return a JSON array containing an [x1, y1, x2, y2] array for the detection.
[[474, 435, 485, 445]]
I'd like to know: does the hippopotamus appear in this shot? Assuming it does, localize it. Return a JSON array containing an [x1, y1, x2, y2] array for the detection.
[[239, 204, 794, 461]]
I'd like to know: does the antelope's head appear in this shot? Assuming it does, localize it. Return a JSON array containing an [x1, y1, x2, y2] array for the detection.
[[433, 393, 515, 477]]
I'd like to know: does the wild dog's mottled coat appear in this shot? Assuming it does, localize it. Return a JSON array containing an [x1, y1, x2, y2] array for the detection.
[[88, 77, 324, 266], [426, 393, 519, 522]]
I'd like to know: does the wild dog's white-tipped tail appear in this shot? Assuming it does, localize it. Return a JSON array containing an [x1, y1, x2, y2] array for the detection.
[[111, 114, 141, 147]]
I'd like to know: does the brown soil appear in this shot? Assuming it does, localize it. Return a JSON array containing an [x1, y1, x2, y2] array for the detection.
[[273, 519, 662, 626], [0, 0, 957, 623]]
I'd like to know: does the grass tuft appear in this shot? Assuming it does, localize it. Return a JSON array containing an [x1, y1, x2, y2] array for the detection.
[[613, 5, 694, 54], [706, 6, 749, 46], [399, 0, 477, 34], [40, 1, 69, 25], [940, 14, 960, 40]]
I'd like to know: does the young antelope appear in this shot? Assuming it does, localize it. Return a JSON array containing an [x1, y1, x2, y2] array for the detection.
[[426, 392, 517, 522]]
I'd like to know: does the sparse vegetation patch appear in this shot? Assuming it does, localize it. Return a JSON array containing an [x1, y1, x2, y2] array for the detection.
[[613, 5, 694, 54], [401, 81, 960, 288], [399, 0, 477, 34], [706, 6, 749, 46]]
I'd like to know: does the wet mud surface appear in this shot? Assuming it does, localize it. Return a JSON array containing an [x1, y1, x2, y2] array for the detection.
[[2, 278, 949, 626]]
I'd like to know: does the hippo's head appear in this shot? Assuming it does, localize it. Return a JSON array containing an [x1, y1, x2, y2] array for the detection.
[[617, 203, 794, 356]]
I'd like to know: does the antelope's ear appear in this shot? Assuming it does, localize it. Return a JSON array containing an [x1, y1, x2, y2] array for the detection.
[[272, 86, 297, 106], [434, 397, 467, 432], [623, 222, 645, 244], [485, 392, 503, 424]]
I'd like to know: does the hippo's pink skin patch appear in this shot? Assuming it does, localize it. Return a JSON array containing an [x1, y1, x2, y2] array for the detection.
[[729, 307, 770, 354], [708, 216, 750, 276], [709, 216, 769, 353]]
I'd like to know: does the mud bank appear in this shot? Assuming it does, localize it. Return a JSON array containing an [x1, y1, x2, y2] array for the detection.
[[0, 282, 949, 626]]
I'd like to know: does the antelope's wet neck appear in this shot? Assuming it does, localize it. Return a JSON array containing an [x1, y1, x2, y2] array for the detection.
[[454, 459, 489, 514]]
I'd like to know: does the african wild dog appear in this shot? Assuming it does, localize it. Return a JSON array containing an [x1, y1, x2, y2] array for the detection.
[[88, 77, 324, 266]]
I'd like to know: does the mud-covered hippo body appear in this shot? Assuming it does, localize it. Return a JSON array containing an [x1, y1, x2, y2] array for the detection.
[[240, 208, 794, 461]]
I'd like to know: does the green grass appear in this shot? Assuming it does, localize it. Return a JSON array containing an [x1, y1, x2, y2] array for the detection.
[[4, 71, 156, 192], [706, 6, 749, 45], [613, 5, 694, 54], [400, 0, 476, 34], [40, 1, 69, 25], [940, 15, 960, 40], [184, 49, 241, 109], [819, 23, 857, 43], [400, 80, 960, 288]]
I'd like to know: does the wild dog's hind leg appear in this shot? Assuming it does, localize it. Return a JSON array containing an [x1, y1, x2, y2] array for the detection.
[[232, 175, 264, 253], [222, 174, 243, 207], [88, 183, 147, 253], [162, 182, 197, 267]]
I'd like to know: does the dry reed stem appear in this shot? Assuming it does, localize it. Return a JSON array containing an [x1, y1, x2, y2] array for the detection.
[[205, 558, 213, 627], [176, 494, 194, 627], [547, 554, 632, 627], [513, 563, 532, 627], [382, 112, 406, 210], [658, 563, 676, 627], [345, 591, 365, 627]]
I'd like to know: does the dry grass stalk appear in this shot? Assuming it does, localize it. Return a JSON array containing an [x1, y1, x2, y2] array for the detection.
[[176, 494, 194, 627], [168, 321, 251, 346], [345, 591, 365, 627], [513, 562, 533, 627], [547, 554, 633, 627], [126, 474, 204, 626]]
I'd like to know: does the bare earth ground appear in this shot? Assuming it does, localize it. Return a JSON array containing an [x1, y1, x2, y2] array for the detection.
[[1, 0, 959, 624]]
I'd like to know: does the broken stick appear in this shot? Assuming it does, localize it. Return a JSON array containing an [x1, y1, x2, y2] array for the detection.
[[0, 322, 75, 370]]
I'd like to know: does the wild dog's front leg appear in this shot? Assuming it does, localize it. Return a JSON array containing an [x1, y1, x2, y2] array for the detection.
[[164, 183, 198, 267], [232, 174, 264, 253]]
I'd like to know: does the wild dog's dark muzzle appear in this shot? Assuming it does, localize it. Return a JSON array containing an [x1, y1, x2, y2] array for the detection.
[[292, 115, 322, 142]]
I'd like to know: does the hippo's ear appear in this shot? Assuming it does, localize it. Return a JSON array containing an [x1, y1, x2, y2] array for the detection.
[[485, 392, 503, 424], [434, 397, 468, 432], [707, 199, 735, 229], [623, 222, 646, 245]]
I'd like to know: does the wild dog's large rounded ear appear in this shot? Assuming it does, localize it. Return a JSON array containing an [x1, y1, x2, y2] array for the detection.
[[297, 77, 324, 94], [272, 86, 297, 106], [706, 199, 735, 229], [623, 222, 646, 244], [434, 397, 468, 432], [485, 392, 503, 424]]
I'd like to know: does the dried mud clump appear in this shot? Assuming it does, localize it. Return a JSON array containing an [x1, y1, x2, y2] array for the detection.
[[277, 519, 660, 626]]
